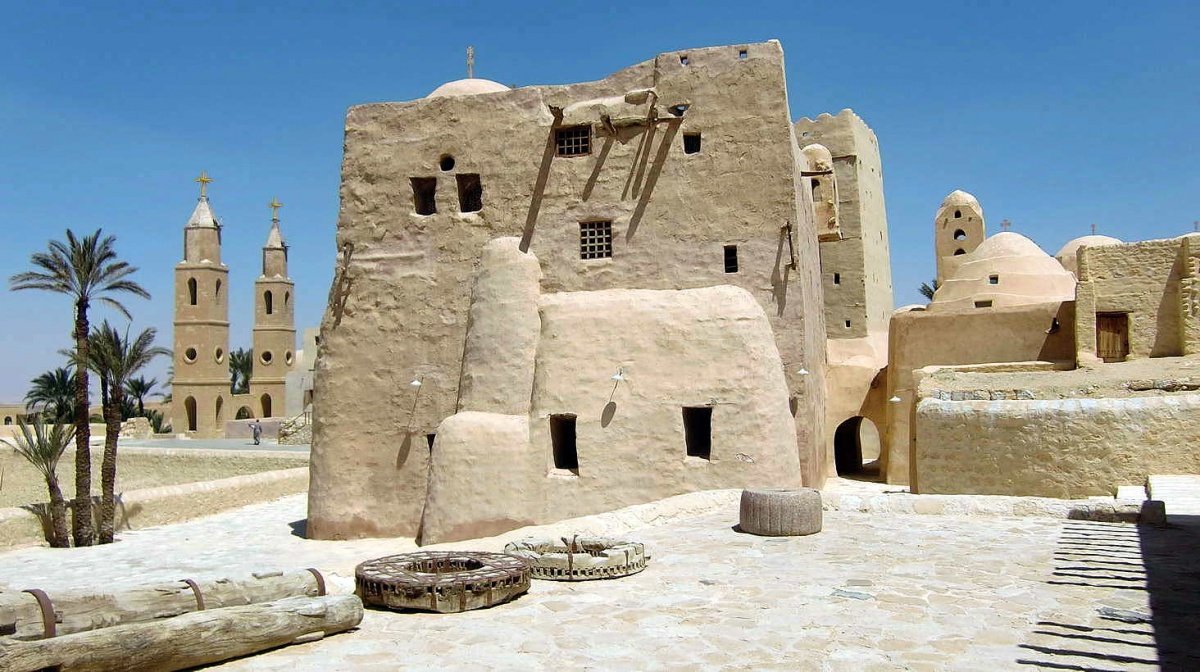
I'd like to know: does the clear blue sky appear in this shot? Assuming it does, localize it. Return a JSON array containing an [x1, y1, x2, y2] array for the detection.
[[1, 1, 1197, 402]]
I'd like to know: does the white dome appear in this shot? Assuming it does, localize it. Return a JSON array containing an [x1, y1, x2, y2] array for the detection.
[[940, 189, 980, 209], [1054, 234, 1122, 276], [426, 78, 511, 99], [930, 232, 1076, 312]]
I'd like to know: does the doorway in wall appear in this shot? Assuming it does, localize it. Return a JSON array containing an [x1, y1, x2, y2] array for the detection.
[[834, 416, 882, 481], [1096, 313, 1130, 362]]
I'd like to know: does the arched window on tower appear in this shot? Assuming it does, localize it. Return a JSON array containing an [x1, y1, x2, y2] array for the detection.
[[264, 290, 274, 315], [187, 278, 198, 306], [215, 279, 222, 302]]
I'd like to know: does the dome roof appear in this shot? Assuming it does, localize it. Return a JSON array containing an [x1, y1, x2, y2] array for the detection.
[[929, 232, 1076, 312], [426, 78, 511, 99], [940, 190, 980, 209], [800, 143, 833, 171], [1054, 234, 1122, 277]]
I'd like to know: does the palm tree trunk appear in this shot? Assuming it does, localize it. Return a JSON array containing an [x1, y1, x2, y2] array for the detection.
[[45, 474, 70, 548], [98, 387, 121, 544], [137, 396, 145, 417], [72, 299, 94, 547]]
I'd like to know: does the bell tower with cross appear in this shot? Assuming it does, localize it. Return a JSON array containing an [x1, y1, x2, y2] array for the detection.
[[249, 196, 296, 418], [172, 171, 232, 438]]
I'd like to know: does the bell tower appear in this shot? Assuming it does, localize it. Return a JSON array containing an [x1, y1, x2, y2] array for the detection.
[[248, 197, 296, 418], [172, 172, 231, 438], [934, 190, 986, 285]]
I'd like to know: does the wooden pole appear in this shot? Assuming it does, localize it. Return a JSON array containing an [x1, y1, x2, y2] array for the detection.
[[0, 569, 325, 641], [0, 594, 362, 672]]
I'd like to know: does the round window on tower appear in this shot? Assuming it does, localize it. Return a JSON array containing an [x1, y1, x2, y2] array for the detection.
[[260, 350, 273, 366], [184, 347, 198, 364], [285, 351, 294, 366], [214, 347, 225, 364]]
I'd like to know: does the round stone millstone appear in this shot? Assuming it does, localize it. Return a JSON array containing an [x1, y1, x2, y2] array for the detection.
[[739, 487, 822, 536], [504, 535, 648, 581], [355, 551, 531, 613]]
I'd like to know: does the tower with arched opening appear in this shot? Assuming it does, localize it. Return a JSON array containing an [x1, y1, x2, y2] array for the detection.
[[249, 199, 296, 418], [934, 190, 986, 285], [172, 172, 231, 438]]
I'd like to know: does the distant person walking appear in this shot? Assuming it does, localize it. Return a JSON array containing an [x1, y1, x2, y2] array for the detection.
[[251, 419, 262, 446]]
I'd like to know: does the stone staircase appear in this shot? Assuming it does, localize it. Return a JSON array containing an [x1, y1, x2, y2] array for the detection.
[[1148, 475, 1200, 519]]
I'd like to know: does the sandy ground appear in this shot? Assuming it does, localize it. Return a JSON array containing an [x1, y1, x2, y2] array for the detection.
[[0, 448, 306, 508]]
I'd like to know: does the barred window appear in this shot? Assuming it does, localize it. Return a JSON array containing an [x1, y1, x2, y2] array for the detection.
[[556, 125, 591, 157], [579, 221, 613, 260]]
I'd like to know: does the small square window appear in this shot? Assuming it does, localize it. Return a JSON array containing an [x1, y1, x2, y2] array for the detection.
[[683, 132, 701, 154], [833, 272, 841, 285], [738, 48, 748, 59], [723, 245, 738, 273], [844, 320, 852, 328], [555, 125, 591, 157], [579, 221, 613, 260], [683, 407, 712, 460], [411, 177, 437, 215], [550, 414, 578, 473], [974, 300, 993, 308], [988, 274, 999, 285]]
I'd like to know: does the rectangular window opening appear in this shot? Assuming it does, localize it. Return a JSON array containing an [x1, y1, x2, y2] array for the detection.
[[550, 414, 578, 473], [833, 272, 841, 285], [456, 173, 483, 213], [738, 48, 748, 59], [844, 320, 852, 328], [683, 132, 702, 154], [579, 221, 613, 260], [723, 245, 738, 273], [411, 177, 437, 215], [555, 125, 592, 157], [974, 300, 993, 308], [988, 274, 999, 285], [683, 407, 712, 460]]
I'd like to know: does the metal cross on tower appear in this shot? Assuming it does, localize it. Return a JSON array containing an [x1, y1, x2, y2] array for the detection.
[[195, 171, 213, 198], [1000, 219, 1011, 232], [270, 197, 283, 222], [1091, 223, 1097, 235], [467, 46, 475, 79]]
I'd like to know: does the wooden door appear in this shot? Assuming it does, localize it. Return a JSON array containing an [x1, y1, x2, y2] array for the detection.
[[1096, 313, 1129, 362]]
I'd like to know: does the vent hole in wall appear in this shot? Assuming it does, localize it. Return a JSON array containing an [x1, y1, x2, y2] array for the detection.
[[439, 155, 455, 171]]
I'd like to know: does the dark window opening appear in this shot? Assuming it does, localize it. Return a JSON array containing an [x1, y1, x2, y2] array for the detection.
[[844, 320, 852, 328], [738, 48, 748, 59], [555, 126, 591, 157], [185, 397, 197, 432], [683, 406, 712, 460], [954, 209, 962, 218], [264, 290, 274, 315], [953, 248, 966, 256], [439, 155, 455, 171], [679, 54, 689, 65], [811, 178, 821, 197], [833, 272, 841, 285], [988, 274, 999, 285], [683, 133, 701, 154], [550, 414, 578, 473], [579, 221, 613, 260], [723, 245, 738, 273], [187, 278, 198, 306], [953, 229, 966, 240], [411, 177, 437, 215], [974, 300, 993, 308], [215, 279, 222, 301], [426, 433, 436, 452], [456, 173, 483, 212]]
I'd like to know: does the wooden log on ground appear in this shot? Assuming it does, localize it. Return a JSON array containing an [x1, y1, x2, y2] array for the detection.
[[0, 594, 362, 672], [0, 569, 325, 641]]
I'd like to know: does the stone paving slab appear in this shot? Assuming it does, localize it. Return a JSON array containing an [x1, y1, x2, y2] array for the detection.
[[1, 492, 1192, 670]]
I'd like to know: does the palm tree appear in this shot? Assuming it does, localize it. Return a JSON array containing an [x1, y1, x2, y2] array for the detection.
[[124, 376, 158, 417], [229, 347, 253, 394], [83, 322, 169, 544], [24, 367, 77, 422], [4, 418, 75, 547], [918, 278, 939, 301], [10, 229, 150, 546]]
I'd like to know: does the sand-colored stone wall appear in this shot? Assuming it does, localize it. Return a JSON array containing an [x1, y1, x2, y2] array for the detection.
[[914, 395, 1200, 498], [884, 301, 1075, 484], [1075, 235, 1198, 362], [309, 41, 827, 540]]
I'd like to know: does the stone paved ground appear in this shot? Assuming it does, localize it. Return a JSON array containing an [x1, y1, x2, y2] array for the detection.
[[1, 494, 1197, 671]]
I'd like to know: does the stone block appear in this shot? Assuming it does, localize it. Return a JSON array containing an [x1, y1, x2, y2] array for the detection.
[[739, 488, 822, 536]]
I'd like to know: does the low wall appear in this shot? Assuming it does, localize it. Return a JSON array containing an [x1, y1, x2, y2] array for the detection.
[[225, 417, 282, 440], [915, 395, 1200, 498], [0, 467, 308, 549]]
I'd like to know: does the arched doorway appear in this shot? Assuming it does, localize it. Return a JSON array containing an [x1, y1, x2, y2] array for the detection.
[[184, 397, 198, 432], [834, 416, 881, 480], [260, 393, 272, 418], [236, 406, 253, 420]]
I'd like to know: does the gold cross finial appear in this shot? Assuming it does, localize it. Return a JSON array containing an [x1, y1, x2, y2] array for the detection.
[[269, 197, 283, 222], [467, 46, 475, 79], [195, 171, 213, 198], [1000, 219, 1011, 232]]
